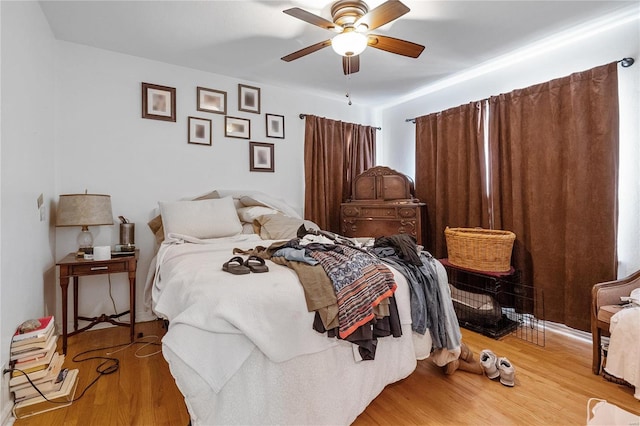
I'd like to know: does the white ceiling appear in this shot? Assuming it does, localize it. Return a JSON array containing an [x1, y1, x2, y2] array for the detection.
[[39, 0, 638, 105]]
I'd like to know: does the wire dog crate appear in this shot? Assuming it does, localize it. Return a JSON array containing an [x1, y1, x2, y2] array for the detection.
[[440, 259, 545, 346]]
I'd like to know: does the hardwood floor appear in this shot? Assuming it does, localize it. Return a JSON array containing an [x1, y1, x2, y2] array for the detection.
[[13, 320, 189, 426], [355, 326, 639, 425], [12, 320, 639, 425]]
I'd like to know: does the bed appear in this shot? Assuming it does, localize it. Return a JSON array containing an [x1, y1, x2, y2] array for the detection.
[[145, 190, 460, 425]]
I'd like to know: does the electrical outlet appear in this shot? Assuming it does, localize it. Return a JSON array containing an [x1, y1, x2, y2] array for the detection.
[[37, 193, 45, 222]]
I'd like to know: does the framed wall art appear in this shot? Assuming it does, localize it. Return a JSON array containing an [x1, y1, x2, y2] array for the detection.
[[225, 116, 251, 139], [238, 84, 261, 114], [249, 142, 274, 172], [141, 82, 176, 122], [188, 117, 212, 146], [197, 87, 227, 115], [265, 114, 285, 139]]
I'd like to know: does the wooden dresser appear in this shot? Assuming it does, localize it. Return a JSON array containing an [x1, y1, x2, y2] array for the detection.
[[340, 166, 426, 244]]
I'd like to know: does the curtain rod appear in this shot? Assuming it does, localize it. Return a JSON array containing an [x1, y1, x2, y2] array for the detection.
[[404, 57, 636, 124], [299, 114, 381, 130]]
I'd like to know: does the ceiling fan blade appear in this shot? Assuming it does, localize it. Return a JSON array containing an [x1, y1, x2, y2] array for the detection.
[[342, 55, 360, 75], [367, 34, 425, 58], [354, 1, 410, 31], [281, 40, 332, 62], [283, 8, 342, 33]]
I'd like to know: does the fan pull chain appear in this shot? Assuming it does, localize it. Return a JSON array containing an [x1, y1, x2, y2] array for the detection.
[[345, 60, 353, 106]]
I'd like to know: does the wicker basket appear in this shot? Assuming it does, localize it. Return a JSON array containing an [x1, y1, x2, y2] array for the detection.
[[444, 227, 516, 272]]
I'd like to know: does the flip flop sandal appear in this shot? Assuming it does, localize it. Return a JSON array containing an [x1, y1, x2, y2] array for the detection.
[[244, 255, 269, 273], [222, 256, 250, 275]]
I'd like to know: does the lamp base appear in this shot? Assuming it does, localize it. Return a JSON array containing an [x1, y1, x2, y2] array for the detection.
[[77, 226, 94, 246], [77, 227, 94, 258]]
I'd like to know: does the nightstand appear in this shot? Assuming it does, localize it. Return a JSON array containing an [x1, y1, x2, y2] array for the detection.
[[56, 250, 138, 354]]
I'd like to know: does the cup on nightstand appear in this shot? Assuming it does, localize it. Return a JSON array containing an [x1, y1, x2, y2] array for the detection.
[[119, 223, 135, 251]]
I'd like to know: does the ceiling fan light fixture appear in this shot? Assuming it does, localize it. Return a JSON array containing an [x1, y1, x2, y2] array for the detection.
[[331, 31, 367, 57]]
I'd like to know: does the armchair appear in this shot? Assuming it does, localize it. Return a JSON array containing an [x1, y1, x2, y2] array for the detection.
[[591, 269, 640, 374]]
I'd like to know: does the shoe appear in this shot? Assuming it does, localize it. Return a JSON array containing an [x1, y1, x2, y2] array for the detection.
[[459, 342, 474, 362], [444, 359, 459, 375], [222, 256, 250, 275], [480, 349, 500, 379], [244, 255, 269, 273], [497, 357, 515, 387], [458, 358, 484, 375]]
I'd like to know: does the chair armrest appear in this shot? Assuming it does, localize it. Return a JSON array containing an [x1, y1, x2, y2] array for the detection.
[[592, 269, 640, 312]]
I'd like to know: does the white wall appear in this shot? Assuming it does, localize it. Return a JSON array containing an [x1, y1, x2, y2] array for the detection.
[[377, 6, 640, 276], [1, 5, 638, 423], [0, 5, 376, 421], [52, 41, 375, 326], [1, 1, 56, 423]]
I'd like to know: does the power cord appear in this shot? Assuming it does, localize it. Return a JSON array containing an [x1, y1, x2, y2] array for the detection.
[[3, 335, 162, 403], [107, 274, 118, 316], [68, 345, 121, 401], [3, 366, 73, 404]]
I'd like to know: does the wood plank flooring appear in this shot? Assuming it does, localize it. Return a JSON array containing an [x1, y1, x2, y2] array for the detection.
[[13, 320, 189, 426], [355, 325, 639, 425], [12, 319, 639, 425]]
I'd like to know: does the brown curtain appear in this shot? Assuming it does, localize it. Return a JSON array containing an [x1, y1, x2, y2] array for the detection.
[[415, 102, 488, 258], [304, 115, 376, 232], [488, 62, 619, 331]]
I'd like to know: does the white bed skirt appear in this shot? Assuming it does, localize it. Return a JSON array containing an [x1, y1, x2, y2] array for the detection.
[[164, 327, 426, 426]]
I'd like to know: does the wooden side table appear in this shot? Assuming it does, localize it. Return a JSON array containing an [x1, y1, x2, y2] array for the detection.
[[56, 250, 138, 354]]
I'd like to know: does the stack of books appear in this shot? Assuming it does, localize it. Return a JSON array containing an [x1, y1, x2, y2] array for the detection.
[[9, 316, 79, 419]]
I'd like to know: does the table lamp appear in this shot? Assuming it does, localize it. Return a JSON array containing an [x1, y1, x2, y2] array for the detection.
[[56, 193, 114, 254]]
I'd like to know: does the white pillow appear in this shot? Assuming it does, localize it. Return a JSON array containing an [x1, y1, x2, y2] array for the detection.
[[241, 222, 256, 234], [237, 206, 280, 223], [158, 197, 242, 240], [253, 214, 319, 240], [214, 190, 301, 219], [239, 194, 301, 219]]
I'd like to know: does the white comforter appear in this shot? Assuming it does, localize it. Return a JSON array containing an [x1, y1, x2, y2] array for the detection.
[[151, 233, 416, 393]]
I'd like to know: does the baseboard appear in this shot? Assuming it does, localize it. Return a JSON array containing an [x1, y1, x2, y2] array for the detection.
[[1, 399, 16, 426], [1, 360, 15, 426], [545, 321, 591, 342], [136, 311, 157, 323]]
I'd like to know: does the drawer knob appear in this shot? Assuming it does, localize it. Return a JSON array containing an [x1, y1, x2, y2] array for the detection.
[[90, 266, 109, 271], [398, 208, 416, 218], [343, 207, 359, 217]]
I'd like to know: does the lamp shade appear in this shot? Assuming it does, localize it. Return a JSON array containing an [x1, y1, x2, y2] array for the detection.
[[331, 31, 368, 57], [56, 194, 114, 227]]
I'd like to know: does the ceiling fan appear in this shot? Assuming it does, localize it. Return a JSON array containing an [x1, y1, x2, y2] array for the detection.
[[281, 0, 425, 75]]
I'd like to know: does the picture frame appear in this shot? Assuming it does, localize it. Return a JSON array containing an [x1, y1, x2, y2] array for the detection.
[[238, 84, 261, 114], [249, 142, 274, 172], [225, 116, 251, 139], [188, 117, 212, 146], [197, 87, 227, 115], [142, 82, 176, 122], [265, 114, 285, 139]]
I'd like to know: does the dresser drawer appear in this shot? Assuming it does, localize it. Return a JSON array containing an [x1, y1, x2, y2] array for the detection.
[[342, 218, 420, 242], [68, 261, 128, 276], [360, 207, 397, 218], [340, 202, 426, 244]]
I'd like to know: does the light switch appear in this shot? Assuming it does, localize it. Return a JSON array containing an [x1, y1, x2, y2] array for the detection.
[[37, 193, 45, 221]]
